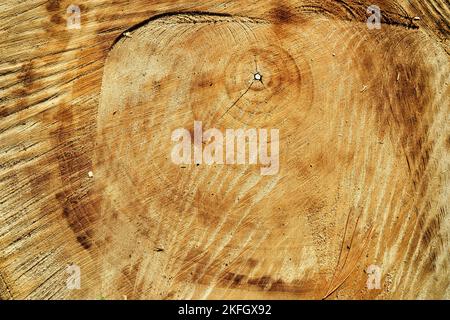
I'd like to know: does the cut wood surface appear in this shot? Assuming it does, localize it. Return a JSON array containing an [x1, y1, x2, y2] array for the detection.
[[0, 0, 449, 299]]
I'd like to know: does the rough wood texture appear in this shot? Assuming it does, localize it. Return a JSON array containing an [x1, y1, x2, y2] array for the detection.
[[0, 0, 449, 300]]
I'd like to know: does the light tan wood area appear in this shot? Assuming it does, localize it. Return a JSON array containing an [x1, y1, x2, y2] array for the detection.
[[0, 0, 449, 299]]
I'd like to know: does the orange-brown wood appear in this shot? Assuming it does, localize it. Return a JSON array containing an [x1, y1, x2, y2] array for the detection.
[[0, 0, 448, 299]]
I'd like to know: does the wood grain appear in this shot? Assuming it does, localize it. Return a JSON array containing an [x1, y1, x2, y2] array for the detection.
[[0, 0, 448, 300]]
